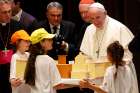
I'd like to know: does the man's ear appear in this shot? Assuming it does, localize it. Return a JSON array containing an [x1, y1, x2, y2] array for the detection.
[[46, 11, 49, 18], [17, 2, 20, 6], [104, 10, 107, 15]]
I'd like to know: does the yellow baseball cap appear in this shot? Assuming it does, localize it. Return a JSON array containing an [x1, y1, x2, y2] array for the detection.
[[11, 30, 30, 44], [30, 28, 55, 44]]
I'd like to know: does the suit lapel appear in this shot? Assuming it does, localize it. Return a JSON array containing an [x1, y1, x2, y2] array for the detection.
[[44, 20, 52, 33], [60, 21, 65, 37]]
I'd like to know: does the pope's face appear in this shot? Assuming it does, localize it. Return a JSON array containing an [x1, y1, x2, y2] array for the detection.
[[47, 7, 62, 26], [89, 8, 106, 28], [0, 3, 12, 23], [79, 4, 91, 23]]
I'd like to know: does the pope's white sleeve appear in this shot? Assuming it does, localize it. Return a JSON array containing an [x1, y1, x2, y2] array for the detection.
[[120, 26, 134, 61]]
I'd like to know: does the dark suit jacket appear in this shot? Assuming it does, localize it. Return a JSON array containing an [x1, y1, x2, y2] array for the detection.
[[76, 22, 90, 49], [74, 22, 90, 56], [20, 11, 38, 34], [38, 20, 76, 61]]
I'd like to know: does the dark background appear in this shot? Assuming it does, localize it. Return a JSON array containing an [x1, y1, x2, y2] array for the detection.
[[21, 0, 140, 36]]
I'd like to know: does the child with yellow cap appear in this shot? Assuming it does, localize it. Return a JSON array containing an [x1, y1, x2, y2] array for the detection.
[[24, 28, 64, 93], [10, 30, 30, 93]]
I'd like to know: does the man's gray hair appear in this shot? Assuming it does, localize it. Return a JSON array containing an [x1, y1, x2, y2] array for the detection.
[[47, 2, 63, 10], [0, 0, 13, 3]]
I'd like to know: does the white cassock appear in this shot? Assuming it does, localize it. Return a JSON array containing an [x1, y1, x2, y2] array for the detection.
[[80, 16, 133, 60], [80, 16, 139, 93]]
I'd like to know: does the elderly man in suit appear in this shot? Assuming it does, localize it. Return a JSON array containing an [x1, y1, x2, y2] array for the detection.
[[38, 2, 76, 62]]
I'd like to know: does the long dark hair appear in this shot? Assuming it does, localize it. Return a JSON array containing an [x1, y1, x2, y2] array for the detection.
[[24, 43, 44, 86], [107, 41, 125, 79]]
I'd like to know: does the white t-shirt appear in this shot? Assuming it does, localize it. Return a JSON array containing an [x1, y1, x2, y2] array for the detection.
[[10, 51, 30, 93], [30, 55, 61, 93], [100, 65, 139, 93], [10, 51, 29, 79]]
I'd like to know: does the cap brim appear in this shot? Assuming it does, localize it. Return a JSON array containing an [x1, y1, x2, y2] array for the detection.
[[43, 34, 55, 39], [21, 37, 30, 41]]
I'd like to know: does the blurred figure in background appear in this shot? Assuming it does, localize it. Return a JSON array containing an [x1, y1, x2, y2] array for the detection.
[[76, 0, 95, 93], [11, 0, 38, 34], [79, 0, 94, 23], [75, 0, 94, 56]]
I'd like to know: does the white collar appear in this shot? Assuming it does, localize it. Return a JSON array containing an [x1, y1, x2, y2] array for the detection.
[[50, 24, 60, 30], [1, 23, 7, 26], [12, 9, 22, 21], [16, 50, 29, 60], [16, 50, 27, 55]]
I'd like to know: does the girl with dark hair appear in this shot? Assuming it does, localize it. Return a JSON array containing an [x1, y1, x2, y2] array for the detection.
[[24, 28, 62, 93], [79, 41, 139, 93]]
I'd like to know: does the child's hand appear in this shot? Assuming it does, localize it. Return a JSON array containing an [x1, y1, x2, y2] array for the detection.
[[54, 83, 65, 90], [10, 78, 23, 87], [79, 79, 90, 89], [79, 79, 96, 89]]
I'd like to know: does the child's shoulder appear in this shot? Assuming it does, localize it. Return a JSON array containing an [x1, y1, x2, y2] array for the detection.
[[106, 65, 115, 71], [106, 64, 131, 74], [12, 53, 19, 58], [37, 55, 52, 59], [37, 55, 55, 62], [105, 65, 121, 74]]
